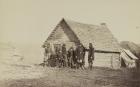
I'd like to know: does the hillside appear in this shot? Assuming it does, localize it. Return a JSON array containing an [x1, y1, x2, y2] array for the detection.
[[0, 42, 24, 65], [120, 41, 140, 59]]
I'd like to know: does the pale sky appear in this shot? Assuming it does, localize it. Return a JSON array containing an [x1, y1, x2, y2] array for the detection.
[[0, 0, 140, 64]]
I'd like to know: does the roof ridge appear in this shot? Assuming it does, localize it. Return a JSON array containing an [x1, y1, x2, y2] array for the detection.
[[63, 18, 99, 27]]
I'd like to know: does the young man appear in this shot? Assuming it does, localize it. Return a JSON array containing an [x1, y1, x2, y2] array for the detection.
[[88, 43, 95, 70]]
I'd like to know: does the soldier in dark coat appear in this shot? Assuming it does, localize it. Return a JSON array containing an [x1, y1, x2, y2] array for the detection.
[[88, 43, 95, 70], [73, 47, 77, 68], [55, 46, 61, 67], [57, 48, 63, 67], [68, 47, 75, 68], [62, 44, 68, 67], [76, 44, 86, 69]]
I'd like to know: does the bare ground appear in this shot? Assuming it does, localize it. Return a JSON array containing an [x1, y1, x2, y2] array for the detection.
[[0, 66, 140, 87]]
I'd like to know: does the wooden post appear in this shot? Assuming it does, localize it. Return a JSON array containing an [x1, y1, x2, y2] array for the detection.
[[110, 54, 113, 68]]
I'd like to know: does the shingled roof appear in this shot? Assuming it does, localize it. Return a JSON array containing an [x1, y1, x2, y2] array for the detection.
[[45, 18, 121, 52]]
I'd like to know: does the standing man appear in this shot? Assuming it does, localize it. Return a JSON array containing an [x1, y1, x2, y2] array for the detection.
[[62, 44, 68, 67], [76, 44, 86, 69], [68, 47, 75, 68], [88, 43, 95, 70], [57, 47, 63, 67], [55, 46, 60, 67], [44, 43, 52, 67]]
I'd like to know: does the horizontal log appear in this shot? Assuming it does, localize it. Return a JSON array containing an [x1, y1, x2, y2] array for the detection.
[[85, 49, 120, 54], [95, 50, 120, 54]]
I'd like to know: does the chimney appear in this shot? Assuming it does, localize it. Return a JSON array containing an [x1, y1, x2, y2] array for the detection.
[[100, 23, 107, 28]]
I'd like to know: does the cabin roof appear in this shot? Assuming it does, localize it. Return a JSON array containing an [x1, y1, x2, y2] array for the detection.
[[44, 18, 121, 52]]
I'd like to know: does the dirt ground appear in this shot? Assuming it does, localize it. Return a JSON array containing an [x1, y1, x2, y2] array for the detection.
[[0, 65, 140, 87]]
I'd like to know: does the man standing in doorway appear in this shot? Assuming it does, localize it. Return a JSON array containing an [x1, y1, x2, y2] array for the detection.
[[62, 44, 68, 67], [68, 47, 75, 68]]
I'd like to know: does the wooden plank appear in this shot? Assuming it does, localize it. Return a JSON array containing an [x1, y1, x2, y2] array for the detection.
[[85, 49, 120, 54]]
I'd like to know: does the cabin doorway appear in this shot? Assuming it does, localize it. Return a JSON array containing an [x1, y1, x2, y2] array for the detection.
[[53, 44, 61, 51]]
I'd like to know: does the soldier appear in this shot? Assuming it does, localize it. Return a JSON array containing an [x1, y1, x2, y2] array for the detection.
[[68, 47, 75, 68], [57, 47, 63, 67], [73, 46, 77, 68], [88, 43, 95, 70], [67, 48, 71, 67], [62, 44, 68, 67], [55, 46, 60, 67], [44, 43, 52, 67], [76, 44, 86, 69]]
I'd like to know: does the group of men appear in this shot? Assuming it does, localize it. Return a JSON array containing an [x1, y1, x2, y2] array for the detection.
[[44, 43, 95, 69]]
